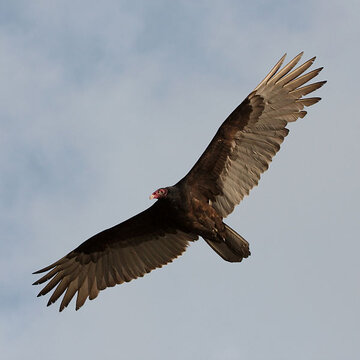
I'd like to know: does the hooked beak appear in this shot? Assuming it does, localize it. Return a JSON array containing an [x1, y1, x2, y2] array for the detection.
[[149, 194, 156, 200]]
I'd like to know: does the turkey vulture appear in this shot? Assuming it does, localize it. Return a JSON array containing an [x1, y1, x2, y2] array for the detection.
[[33, 52, 326, 311]]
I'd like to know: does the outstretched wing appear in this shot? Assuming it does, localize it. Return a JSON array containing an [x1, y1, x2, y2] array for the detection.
[[180, 52, 326, 217], [33, 202, 198, 311]]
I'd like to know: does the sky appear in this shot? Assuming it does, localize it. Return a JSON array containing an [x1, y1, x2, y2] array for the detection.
[[1, 0, 359, 359]]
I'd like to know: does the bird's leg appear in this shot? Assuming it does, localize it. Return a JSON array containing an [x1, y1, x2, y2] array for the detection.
[[190, 196, 226, 241]]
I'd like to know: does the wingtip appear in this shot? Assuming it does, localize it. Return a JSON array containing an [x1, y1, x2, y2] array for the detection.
[[32, 265, 54, 274], [313, 67, 324, 76], [290, 51, 304, 63], [299, 110, 307, 118], [254, 52, 288, 90], [278, 53, 287, 65], [318, 80, 327, 88]]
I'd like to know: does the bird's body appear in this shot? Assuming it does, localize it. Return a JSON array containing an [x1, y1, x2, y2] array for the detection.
[[33, 52, 326, 311]]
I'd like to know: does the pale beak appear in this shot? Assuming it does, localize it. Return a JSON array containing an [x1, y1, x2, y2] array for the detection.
[[149, 194, 156, 200]]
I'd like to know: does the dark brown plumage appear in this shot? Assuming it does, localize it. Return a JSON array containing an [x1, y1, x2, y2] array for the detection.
[[33, 52, 326, 311]]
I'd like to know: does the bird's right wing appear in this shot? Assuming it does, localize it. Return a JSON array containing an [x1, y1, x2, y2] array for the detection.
[[33, 202, 198, 311], [180, 52, 326, 217]]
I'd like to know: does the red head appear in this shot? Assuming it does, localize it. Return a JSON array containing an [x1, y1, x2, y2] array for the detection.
[[149, 187, 168, 200]]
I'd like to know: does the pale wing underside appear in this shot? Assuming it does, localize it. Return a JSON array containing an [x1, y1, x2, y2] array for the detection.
[[212, 52, 326, 217], [34, 230, 197, 311]]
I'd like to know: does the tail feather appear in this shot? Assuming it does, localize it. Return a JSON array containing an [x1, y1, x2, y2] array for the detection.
[[204, 224, 250, 262]]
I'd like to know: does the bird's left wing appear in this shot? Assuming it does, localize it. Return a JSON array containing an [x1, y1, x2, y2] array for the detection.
[[33, 202, 198, 311], [179, 52, 326, 218]]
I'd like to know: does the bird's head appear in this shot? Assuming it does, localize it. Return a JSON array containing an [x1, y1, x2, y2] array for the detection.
[[149, 187, 169, 200]]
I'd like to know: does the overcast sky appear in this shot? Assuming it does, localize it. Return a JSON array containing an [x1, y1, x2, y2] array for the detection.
[[1, 1, 359, 359]]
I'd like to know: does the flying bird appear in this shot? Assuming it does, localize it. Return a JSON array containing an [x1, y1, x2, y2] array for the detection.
[[33, 52, 326, 311]]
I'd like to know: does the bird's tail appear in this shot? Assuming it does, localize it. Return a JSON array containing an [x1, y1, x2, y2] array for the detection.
[[204, 224, 250, 262]]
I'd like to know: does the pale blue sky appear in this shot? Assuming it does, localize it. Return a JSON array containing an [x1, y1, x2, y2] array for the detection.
[[1, 1, 359, 359]]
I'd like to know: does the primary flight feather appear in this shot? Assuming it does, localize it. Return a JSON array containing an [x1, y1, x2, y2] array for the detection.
[[33, 52, 326, 311]]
